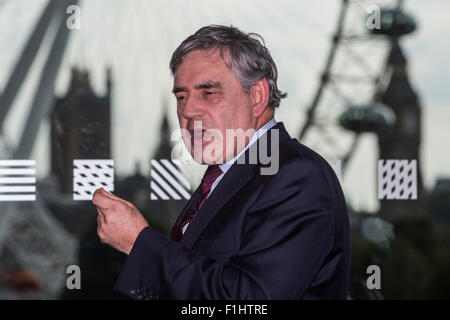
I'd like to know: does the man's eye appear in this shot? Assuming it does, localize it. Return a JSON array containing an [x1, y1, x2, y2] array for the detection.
[[203, 91, 216, 97], [176, 96, 186, 101]]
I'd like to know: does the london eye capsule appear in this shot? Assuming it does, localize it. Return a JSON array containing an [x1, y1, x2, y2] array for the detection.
[[339, 103, 396, 133], [369, 8, 417, 36]]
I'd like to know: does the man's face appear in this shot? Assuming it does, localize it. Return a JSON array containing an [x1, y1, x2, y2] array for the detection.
[[173, 49, 255, 165]]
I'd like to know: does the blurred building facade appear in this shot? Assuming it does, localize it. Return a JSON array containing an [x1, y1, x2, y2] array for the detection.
[[377, 41, 426, 220], [50, 67, 112, 193]]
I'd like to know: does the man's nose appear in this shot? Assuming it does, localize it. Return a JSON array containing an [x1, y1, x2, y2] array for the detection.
[[182, 96, 204, 119]]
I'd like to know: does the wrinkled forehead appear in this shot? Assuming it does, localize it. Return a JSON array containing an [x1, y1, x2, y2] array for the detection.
[[173, 49, 236, 87], [175, 48, 231, 74]]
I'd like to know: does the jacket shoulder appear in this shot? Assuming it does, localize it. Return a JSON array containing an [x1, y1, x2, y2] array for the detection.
[[277, 137, 336, 180]]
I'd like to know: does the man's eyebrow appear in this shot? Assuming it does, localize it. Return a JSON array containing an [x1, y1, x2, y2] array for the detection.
[[172, 81, 222, 94], [194, 81, 222, 90], [172, 86, 187, 94]]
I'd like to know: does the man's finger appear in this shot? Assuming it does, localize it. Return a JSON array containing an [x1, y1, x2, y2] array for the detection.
[[98, 187, 120, 199], [92, 190, 116, 210], [97, 208, 106, 224], [99, 188, 135, 208]]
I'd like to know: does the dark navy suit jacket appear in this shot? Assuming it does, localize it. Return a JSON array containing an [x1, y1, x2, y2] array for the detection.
[[114, 122, 351, 299]]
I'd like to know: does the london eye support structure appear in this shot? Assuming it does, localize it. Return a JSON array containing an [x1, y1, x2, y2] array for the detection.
[[0, 0, 78, 299]]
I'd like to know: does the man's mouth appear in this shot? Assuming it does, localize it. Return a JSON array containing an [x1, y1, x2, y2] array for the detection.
[[189, 129, 208, 145]]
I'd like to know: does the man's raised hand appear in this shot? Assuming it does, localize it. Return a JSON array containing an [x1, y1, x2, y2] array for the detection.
[[92, 188, 149, 255]]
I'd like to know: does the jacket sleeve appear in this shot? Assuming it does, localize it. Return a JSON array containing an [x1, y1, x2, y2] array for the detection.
[[114, 158, 339, 299]]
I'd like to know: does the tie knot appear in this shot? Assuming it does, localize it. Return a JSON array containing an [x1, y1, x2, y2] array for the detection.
[[202, 165, 223, 183], [200, 165, 222, 198]]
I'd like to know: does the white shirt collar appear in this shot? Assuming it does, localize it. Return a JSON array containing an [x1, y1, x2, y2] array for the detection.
[[218, 118, 277, 174]]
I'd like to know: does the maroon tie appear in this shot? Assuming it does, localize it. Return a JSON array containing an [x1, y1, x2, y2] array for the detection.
[[170, 165, 223, 242]]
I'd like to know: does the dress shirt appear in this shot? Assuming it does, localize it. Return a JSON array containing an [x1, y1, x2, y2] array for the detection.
[[182, 118, 277, 234]]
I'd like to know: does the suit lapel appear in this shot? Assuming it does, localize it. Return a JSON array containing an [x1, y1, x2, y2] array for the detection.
[[172, 184, 200, 227], [180, 161, 258, 248], [180, 122, 291, 248]]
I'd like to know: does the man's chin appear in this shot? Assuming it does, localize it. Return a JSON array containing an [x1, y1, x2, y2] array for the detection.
[[189, 152, 223, 166]]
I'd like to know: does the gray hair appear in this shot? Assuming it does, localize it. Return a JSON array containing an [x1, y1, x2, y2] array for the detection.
[[170, 25, 287, 108]]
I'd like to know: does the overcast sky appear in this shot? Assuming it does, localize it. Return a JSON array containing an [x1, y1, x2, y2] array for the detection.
[[0, 0, 449, 212]]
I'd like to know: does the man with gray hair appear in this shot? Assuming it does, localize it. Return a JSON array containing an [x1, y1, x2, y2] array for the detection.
[[93, 25, 350, 299]]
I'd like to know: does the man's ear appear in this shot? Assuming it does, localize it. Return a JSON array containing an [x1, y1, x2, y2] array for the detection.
[[250, 78, 270, 118]]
